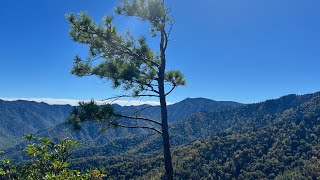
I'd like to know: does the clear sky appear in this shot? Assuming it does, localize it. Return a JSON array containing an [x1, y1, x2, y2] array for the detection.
[[0, 0, 319, 104]]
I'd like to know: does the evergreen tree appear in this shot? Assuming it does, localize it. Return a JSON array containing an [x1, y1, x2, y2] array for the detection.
[[66, 0, 185, 179]]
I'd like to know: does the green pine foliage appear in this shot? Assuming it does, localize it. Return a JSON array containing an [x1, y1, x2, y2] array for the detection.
[[66, 0, 185, 96]]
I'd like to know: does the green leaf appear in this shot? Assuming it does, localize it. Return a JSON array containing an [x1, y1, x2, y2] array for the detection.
[[24, 134, 35, 142], [39, 137, 52, 145]]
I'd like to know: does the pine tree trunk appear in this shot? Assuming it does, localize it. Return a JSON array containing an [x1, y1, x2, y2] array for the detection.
[[158, 41, 173, 179], [159, 8, 173, 178], [159, 80, 174, 180], [158, 48, 174, 179]]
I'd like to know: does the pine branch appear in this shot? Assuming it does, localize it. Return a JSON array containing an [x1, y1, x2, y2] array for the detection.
[[130, 79, 160, 94], [101, 94, 159, 102], [122, 46, 160, 67], [114, 114, 161, 126], [69, 20, 160, 68], [114, 123, 162, 134], [165, 85, 176, 96]]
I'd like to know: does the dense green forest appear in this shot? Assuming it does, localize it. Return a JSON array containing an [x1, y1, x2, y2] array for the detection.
[[2, 92, 319, 179], [0, 98, 239, 158], [71, 93, 320, 179]]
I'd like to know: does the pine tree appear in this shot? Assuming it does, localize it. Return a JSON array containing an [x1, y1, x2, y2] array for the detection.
[[66, 0, 185, 179]]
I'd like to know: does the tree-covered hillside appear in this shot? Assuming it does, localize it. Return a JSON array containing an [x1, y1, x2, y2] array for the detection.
[[2, 92, 320, 179], [0, 100, 72, 149], [170, 95, 320, 179], [35, 98, 240, 147], [64, 92, 320, 160], [67, 92, 320, 179], [1, 98, 239, 161]]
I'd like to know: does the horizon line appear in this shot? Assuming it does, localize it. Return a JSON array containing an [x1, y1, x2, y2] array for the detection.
[[0, 97, 174, 106]]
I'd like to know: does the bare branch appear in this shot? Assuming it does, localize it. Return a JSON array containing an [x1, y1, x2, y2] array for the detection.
[[166, 19, 174, 42], [100, 94, 159, 102], [165, 85, 176, 96], [114, 114, 161, 126], [114, 123, 162, 134], [130, 79, 160, 94], [77, 54, 105, 63]]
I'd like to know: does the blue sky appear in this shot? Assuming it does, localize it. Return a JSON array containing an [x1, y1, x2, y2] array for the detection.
[[0, 0, 319, 104]]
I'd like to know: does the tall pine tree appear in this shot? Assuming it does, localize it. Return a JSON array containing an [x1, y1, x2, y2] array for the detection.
[[66, 0, 185, 179]]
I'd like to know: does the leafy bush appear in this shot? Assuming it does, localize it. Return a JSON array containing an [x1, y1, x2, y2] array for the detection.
[[0, 135, 106, 179]]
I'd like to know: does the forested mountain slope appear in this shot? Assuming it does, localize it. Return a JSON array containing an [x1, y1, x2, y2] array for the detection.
[[159, 97, 241, 124], [0, 100, 72, 148], [170, 92, 320, 143], [168, 94, 320, 179], [67, 92, 320, 160], [4, 92, 319, 179], [67, 92, 320, 179], [31, 98, 241, 147], [1, 98, 240, 158]]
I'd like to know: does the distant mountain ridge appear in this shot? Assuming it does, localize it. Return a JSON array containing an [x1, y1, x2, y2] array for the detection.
[[118, 97, 242, 124], [0, 97, 241, 150], [0, 100, 72, 148], [32, 98, 241, 149]]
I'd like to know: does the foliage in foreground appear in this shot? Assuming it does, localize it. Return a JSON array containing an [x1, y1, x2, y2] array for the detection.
[[0, 135, 105, 180]]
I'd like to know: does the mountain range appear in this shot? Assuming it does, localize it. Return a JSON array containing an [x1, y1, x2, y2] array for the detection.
[[1, 92, 320, 179], [0, 100, 72, 148], [68, 92, 320, 179], [0, 97, 240, 150]]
